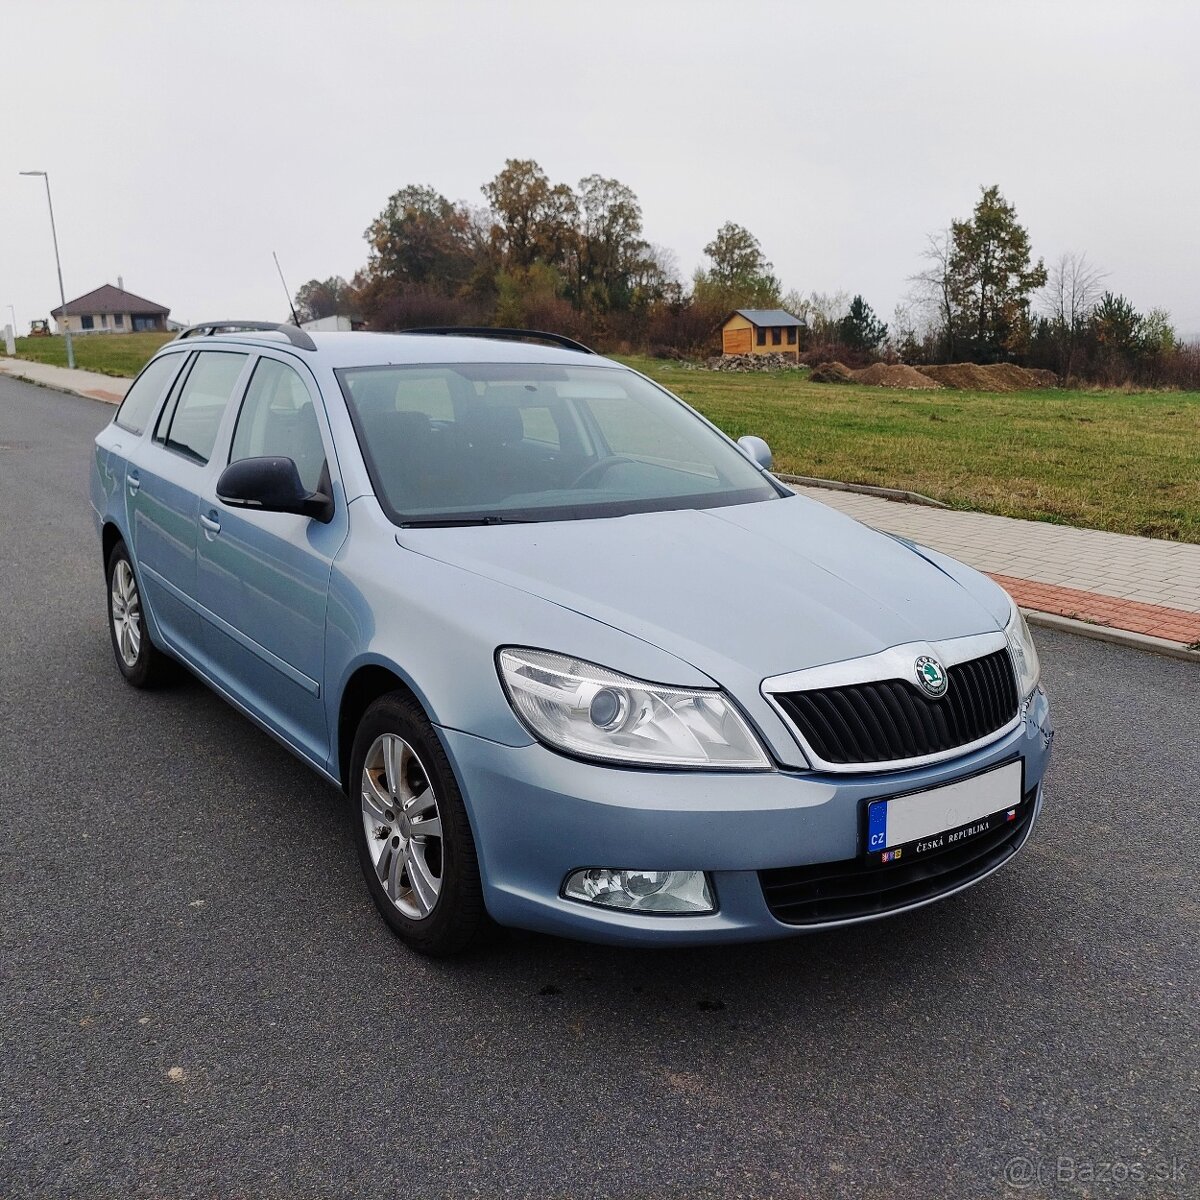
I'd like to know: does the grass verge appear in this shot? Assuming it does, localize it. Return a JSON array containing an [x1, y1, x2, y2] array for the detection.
[[9, 338, 1193, 542], [620, 355, 1200, 543], [9, 332, 174, 378]]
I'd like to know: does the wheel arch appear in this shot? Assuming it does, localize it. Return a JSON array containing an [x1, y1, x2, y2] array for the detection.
[[101, 519, 124, 567], [335, 661, 426, 793]]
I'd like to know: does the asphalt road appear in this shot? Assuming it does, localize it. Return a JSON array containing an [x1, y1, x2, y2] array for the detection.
[[1, 375, 1196, 1199]]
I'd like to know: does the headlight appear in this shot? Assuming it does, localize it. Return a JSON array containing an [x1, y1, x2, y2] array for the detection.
[[497, 648, 770, 769], [1004, 600, 1041, 699]]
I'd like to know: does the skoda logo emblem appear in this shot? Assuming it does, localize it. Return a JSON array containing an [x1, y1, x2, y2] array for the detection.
[[914, 654, 948, 698]]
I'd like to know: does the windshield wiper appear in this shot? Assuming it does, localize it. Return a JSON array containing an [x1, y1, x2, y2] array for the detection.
[[399, 515, 536, 528]]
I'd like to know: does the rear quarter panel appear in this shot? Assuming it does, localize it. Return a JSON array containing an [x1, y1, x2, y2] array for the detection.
[[91, 420, 128, 542]]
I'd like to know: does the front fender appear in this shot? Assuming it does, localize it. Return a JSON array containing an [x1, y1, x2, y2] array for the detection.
[[323, 498, 720, 780]]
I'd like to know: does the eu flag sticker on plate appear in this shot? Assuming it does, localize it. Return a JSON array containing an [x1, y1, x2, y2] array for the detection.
[[868, 800, 889, 853]]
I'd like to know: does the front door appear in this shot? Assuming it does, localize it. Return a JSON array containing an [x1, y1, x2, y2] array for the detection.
[[194, 354, 346, 767]]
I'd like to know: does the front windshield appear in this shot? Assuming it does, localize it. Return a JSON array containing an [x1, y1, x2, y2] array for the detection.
[[336, 362, 782, 525]]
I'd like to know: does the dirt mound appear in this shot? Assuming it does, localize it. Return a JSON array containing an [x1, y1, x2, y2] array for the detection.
[[807, 360, 1061, 392], [808, 360, 940, 388], [809, 361, 855, 383], [919, 363, 997, 390], [981, 363, 1043, 391], [852, 363, 941, 389], [920, 362, 1058, 392]]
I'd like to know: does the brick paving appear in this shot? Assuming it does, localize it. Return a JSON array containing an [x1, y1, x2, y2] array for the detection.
[[991, 574, 1200, 644]]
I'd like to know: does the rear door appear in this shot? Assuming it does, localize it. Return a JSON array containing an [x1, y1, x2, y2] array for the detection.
[[93, 350, 187, 552], [126, 350, 251, 664], [194, 353, 346, 765]]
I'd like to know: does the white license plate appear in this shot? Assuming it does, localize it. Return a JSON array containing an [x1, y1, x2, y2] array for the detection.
[[866, 760, 1023, 862]]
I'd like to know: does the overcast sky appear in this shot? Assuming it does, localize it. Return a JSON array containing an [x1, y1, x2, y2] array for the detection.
[[3, 0, 1198, 337]]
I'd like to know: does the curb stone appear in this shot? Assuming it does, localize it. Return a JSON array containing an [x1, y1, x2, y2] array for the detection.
[[777, 473, 949, 509], [1022, 610, 1200, 664]]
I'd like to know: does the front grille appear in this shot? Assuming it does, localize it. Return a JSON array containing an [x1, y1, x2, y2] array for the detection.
[[774, 648, 1018, 766], [760, 786, 1037, 925]]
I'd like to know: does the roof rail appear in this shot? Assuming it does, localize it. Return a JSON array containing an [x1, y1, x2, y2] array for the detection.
[[174, 321, 317, 352], [401, 326, 595, 355]]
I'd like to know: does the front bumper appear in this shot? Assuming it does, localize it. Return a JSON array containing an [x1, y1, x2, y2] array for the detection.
[[440, 686, 1053, 946]]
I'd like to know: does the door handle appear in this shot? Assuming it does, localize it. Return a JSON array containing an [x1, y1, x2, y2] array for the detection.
[[127, 470, 141, 495], [200, 512, 221, 536]]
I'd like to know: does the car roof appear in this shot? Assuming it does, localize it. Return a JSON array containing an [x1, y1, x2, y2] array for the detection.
[[156, 330, 623, 370]]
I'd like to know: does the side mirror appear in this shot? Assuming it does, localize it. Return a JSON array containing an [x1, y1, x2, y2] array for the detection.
[[216, 456, 334, 523], [737, 435, 773, 471]]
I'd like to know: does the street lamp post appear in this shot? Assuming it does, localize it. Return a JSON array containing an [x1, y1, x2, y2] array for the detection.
[[19, 170, 75, 370]]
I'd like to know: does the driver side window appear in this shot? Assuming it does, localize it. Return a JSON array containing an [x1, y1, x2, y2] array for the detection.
[[230, 358, 327, 494]]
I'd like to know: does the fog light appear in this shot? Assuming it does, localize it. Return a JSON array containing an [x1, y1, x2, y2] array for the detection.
[[563, 868, 714, 914]]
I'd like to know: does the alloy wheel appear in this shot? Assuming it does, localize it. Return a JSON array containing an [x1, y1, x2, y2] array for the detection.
[[361, 733, 444, 920], [110, 559, 142, 668]]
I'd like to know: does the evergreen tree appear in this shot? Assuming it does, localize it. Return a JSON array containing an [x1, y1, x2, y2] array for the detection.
[[948, 186, 1046, 360], [838, 295, 888, 353]]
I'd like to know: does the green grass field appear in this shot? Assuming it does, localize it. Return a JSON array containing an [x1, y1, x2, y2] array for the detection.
[[619, 356, 1200, 544], [9, 336, 1195, 541], [10, 332, 174, 377]]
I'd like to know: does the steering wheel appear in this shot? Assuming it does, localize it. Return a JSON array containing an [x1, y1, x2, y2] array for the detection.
[[569, 455, 637, 489]]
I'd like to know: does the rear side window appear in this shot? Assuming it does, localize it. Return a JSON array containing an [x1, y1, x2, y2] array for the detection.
[[114, 355, 184, 435], [583, 390, 702, 464], [230, 358, 327, 493], [519, 406, 560, 447], [156, 352, 247, 464]]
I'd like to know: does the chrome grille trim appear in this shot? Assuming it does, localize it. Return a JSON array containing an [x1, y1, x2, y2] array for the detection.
[[762, 630, 1021, 774]]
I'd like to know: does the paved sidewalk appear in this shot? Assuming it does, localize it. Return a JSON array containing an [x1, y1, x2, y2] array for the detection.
[[794, 485, 1200, 651], [0, 356, 129, 404]]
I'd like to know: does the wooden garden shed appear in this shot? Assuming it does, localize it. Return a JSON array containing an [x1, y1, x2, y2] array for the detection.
[[720, 309, 806, 358]]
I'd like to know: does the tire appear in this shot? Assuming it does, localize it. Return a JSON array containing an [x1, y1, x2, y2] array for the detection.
[[349, 692, 488, 956], [105, 541, 173, 688]]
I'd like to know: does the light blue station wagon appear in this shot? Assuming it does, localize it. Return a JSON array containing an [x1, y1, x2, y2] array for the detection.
[[91, 323, 1052, 955]]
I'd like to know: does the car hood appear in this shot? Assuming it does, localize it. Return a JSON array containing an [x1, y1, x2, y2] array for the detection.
[[397, 494, 1011, 688]]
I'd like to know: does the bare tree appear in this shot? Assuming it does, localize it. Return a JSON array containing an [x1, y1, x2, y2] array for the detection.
[[806, 290, 851, 332], [1040, 251, 1107, 379], [643, 243, 681, 290], [781, 289, 851, 341], [891, 298, 940, 362], [908, 230, 955, 361], [1042, 251, 1106, 326], [781, 288, 807, 318]]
